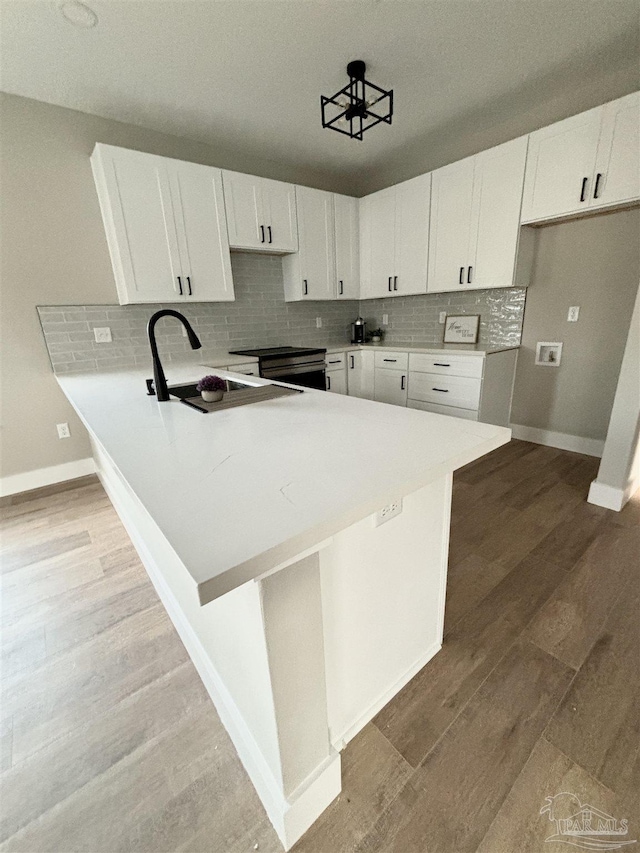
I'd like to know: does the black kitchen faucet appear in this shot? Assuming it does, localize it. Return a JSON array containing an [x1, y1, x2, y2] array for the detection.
[[147, 310, 201, 401]]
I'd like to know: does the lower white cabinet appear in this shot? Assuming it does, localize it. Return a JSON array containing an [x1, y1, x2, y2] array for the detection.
[[407, 349, 518, 426], [374, 368, 408, 407], [347, 351, 375, 399], [326, 369, 347, 394]]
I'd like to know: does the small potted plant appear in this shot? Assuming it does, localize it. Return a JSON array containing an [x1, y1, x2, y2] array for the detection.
[[370, 328, 384, 343], [197, 375, 226, 403]]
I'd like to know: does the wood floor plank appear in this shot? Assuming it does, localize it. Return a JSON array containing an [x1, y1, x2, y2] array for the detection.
[[525, 524, 640, 669], [373, 554, 564, 767], [0, 662, 210, 842], [443, 553, 513, 635], [358, 641, 574, 853], [544, 576, 640, 793], [0, 530, 91, 573], [291, 724, 413, 853], [527, 499, 611, 571], [475, 735, 635, 853]]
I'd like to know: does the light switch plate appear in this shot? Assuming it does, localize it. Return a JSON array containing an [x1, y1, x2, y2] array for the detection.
[[382, 314, 389, 326], [316, 317, 322, 328], [568, 306, 580, 322], [439, 312, 447, 324], [94, 327, 112, 343]]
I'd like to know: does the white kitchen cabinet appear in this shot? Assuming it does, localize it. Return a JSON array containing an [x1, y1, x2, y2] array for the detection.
[[326, 368, 347, 394], [360, 174, 431, 299], [283, 186, 335, 301], [222, 170, 298, 252], [592, 92, 640, 209], [334, 194, 360, 299], [374, 368, 408, 407], [347, 350, 375, 399], [521, 92, 640, 223], [91, 144, 233, 305], [428, 136, 528, 293]]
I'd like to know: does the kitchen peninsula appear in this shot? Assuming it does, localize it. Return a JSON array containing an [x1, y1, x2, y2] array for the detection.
[[57, 363, 510, 849]]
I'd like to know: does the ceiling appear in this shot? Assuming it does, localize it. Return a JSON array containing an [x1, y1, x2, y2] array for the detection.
[[1, 0, 639, 194]]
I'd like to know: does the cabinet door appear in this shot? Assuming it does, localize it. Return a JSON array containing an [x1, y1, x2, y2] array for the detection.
[[374, 368, 408, 407], [592, 92, 640, 209], [91, 145, 183, 304], [326, 369, 347, 394], [521, 106, 602, 223], [427, 157, 475, 293], [262, 179, 298, 252], [170, 162, 235, 302], [347, 351, 375, 399], [394, 173, 430, 296], [222, 171, 264, 250], [335, 194, 360, 299], [468, 136, 528, 290], [362, 187, 396, 298], [295, 186, 335, 300]]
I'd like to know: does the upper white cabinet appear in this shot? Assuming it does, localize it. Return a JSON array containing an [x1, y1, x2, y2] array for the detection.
[[521, 92, 640, 223], [91, 144, 234, 305], [360, 173, 431, 299], [428, 136, 528, 293], [222, 170, 298, 253], [334, 194, 360, 299], [283, 186, 335, 300]]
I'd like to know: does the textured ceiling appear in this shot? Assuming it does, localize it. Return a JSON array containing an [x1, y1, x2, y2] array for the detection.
[[1, 0, 639, 194]]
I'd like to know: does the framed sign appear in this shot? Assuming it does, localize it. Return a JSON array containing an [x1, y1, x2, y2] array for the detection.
[[443, 314, 480, 344]]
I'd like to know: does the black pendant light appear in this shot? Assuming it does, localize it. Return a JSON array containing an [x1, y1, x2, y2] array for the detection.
[[321, 60, 393, 141]]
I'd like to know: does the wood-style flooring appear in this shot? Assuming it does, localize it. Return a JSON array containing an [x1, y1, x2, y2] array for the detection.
[[1, 440, 638, 852]]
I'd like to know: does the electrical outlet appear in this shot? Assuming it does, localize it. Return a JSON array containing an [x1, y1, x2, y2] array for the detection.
[[56, 422, 71, 439], [375, 498, 403, 527], [382, 314, 389, 326], [93, 327, 112, 343], [316, 317, 322, 328], [567, 306, 580, 322], [439, 312, 447, 324]]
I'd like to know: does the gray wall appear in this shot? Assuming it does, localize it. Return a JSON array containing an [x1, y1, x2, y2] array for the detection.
[[0, 93, 353, 481], [511, 209, 640, 441]]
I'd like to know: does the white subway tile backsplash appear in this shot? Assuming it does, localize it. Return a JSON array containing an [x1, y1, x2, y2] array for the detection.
[[38, 252, 524, 373]]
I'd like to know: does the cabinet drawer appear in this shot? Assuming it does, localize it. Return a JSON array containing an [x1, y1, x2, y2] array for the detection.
[[407, 399, 479, 421], [374, 350, 409, 371], [408, 372, 481, 410], [409, 352, 484, 378], [325, 352, 347, 369]]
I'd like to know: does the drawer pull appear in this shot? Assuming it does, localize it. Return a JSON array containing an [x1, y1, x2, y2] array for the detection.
[[328, 359, 341, 364], [383, 358, 397, 362], [350, 355, 355, 368], [432, 387, 449, 392], [433, 362, 450, 367], [401, 375, 406, 390]]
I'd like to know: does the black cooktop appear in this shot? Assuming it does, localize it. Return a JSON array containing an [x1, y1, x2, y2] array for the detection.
[[229, 346, 326, 359]]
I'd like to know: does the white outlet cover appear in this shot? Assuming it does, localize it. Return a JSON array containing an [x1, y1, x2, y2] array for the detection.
[[568, 306, 580, 322], [56, 422, 70, 438], [439, 312, 447, 324], [375, 497, 403, 526], [316, 317, 322, 328], [94, 326, 112, 343]]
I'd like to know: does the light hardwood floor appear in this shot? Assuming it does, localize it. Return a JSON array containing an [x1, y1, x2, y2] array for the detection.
[[1, 440, 638, 852]]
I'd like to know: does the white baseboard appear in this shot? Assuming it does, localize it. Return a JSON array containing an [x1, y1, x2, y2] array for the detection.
[[0, 457, 96, 498], [95, 450, 340, 851], [588, 478, 639, 512], [330, 640, 442, 750], [509, 424, 604, 458]]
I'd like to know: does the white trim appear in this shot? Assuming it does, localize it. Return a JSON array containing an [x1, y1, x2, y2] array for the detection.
[[95, 451, 340, 851], [330, 639, 442, 750], [509, 424, 604, 457], [588, 478, 639, 512], [0, 457, 95, 498]]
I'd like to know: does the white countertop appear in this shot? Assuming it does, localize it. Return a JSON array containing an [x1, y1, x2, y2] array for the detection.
[[57, 364, 510, 604], [322, 343, 519, 356]]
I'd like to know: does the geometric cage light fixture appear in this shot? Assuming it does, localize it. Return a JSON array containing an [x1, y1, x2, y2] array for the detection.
[[321, 60, 393, 141]]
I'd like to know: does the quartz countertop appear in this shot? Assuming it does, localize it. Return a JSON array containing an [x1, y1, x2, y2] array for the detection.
[[321, 343, 520, 356], [57, 363, 510, 604]]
